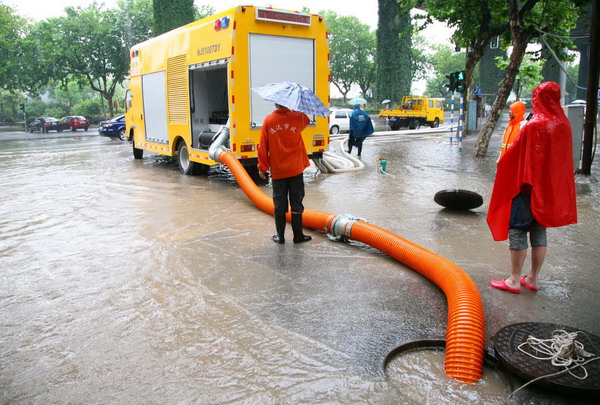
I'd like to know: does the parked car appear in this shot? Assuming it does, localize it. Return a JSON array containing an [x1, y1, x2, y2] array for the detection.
[[329, 108, 352, 134], [60, 115, 90, 131], [26, 117, 63, 133], [98, 115, 126, 140]]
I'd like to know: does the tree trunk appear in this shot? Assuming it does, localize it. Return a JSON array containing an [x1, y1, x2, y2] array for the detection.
[[473, 34, 531, 157], [375, 0, 411, 102]]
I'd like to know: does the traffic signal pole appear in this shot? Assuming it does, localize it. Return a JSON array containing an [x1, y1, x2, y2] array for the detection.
[[459, 92, 464, 152], [446, 71, 466, 150], [450, 91, 455, 144]]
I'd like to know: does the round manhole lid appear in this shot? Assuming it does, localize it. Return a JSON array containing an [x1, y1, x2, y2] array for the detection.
[[434, 189, 483, 210], [493, 322, 600, 395]]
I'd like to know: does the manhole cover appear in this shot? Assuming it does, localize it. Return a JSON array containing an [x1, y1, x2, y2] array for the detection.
[[494, 322, 600, 395], [434, 189, 483, 210]]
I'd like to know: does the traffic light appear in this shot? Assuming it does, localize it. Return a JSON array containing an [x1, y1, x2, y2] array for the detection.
[[455, 70, 466, 93], [20, 103, 25, 111], [445, 74, 456, 92], [490, 35, 499, 49]]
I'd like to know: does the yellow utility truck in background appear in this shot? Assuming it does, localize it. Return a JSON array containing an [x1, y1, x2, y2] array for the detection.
[[379, 96, 444, 130], [124, 6, 330, 179]]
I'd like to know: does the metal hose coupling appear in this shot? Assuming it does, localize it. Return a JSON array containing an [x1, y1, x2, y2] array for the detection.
[[327, 214, 367, 241], [208, 119, 231, 163]]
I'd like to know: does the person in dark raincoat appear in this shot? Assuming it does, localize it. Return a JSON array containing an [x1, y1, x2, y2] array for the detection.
[[488, 82, 577, 293], [347, 104, 374, 156]]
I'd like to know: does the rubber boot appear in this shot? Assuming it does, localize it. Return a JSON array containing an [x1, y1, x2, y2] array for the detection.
[[292, 213, 312, 243], [272, 214, 286, 244], [347, 136, 354, 154]]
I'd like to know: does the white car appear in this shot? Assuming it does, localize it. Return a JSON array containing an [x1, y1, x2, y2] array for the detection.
[[329, 108, 352, 134]]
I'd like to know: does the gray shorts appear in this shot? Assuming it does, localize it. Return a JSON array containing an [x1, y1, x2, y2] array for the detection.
[[509, 223, 547, 250]]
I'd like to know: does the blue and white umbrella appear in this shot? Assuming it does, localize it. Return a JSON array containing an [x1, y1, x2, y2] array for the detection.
[[251, 81, 330, 117]]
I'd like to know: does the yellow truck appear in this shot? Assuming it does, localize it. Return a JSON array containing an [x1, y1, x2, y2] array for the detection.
[[379, 96, 444, 130], [124, 6, 330, 179]]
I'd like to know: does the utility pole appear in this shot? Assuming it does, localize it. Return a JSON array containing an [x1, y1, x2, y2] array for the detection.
[[580, 0, 599, 175]]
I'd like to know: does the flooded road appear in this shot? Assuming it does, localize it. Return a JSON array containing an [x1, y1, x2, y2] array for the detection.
[[1, 128, 599, 403]]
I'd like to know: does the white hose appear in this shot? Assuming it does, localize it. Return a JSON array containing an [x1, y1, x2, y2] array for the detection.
[[319, 139, 365, 173]]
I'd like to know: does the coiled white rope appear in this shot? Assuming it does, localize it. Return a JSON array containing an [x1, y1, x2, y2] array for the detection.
[[510, 329, 600, 396]]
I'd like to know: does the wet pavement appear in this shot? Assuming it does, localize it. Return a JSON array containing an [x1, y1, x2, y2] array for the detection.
[[1, 121, 599, 404]]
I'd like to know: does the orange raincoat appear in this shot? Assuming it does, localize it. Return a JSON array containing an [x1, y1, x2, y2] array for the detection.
[[499, 101, 526, 158], [257, 108, 310, 180]]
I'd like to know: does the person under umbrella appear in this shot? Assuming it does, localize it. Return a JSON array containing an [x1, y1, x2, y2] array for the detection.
[[253, 82, 329, 244]]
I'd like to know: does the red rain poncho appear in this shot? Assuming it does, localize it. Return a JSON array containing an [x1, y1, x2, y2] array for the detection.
[[487, 82, 577, 241]]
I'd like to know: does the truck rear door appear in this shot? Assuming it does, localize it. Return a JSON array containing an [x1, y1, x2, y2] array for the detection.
[[248, 34, 316, 128]]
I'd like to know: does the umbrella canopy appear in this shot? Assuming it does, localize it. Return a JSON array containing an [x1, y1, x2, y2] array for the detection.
[[381, 99, 392, 104], [348, 97, 367, 106], [251, 81, 330, 117]]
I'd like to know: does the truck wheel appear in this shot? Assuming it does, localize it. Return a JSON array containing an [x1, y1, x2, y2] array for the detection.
[[330, 125, 339, 135], [390, 122, 400, 131], [409, 119, 420, 130], [133, 139, 144, 159], [431, 118, 440, 128]]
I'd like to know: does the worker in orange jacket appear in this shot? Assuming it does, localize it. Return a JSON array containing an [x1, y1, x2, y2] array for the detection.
[[258, 104, 312, 244], [499, 100, 527, 159]]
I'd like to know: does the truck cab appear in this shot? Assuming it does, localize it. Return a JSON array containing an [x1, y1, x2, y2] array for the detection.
[[379, 96, 444, 130]]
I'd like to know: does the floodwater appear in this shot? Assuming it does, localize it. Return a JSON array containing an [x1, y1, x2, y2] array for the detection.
[[1, 125, 599, 404]]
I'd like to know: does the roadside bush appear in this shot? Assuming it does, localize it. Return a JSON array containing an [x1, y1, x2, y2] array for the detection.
[[25, 99, 46, 118], [44, 101, 70, 118], [74, 99, 102, 119]]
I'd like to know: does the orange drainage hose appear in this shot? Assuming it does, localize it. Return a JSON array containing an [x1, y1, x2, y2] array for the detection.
[[220, 151, 485, 383]]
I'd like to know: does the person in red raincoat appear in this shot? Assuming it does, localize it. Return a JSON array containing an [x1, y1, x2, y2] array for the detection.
[[488, 82, 577, 293], [258, 104, 312, 244]]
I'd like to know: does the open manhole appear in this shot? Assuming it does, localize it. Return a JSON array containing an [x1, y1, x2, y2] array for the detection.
[[434, 189, 484, 210], [384, 340, 512, 403], [494, 322, 600, 396]]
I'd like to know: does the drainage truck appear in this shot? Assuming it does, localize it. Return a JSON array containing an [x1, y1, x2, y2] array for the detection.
[[124, 6, 330, 179], [379, 96, 444, 130]]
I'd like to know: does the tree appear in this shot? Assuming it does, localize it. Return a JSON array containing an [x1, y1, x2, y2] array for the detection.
[[495, 53, 543, 100], [376, 0, 413, 103], [424, 44, 466, 98], [321, 11, 376, 102], [416, 0, 587, 156], [417, 0, 509, 101], [473, 0, 583, 157], [118, 0, 154, 50], [0, 4, 29, 92], [153, 0, 196, 35]]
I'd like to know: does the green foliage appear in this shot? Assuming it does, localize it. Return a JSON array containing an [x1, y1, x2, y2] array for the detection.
[[153, 0, 196, 35], [0, 90, 26, 122], [117, 0, 154, 50], [375, 0, 413, 103], [74, 98, 103, 120], [196, 5, 216, 20], [44, 102, 70, 119], [495, 53, 543, 99], [24, 99, 46, 120], [0, 5, 29, 92], [424, 44, 467, 98], [321, 11, 376, 101]]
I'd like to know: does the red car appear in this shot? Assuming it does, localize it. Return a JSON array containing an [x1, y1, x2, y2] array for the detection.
[[60, 116, 90, 131]]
